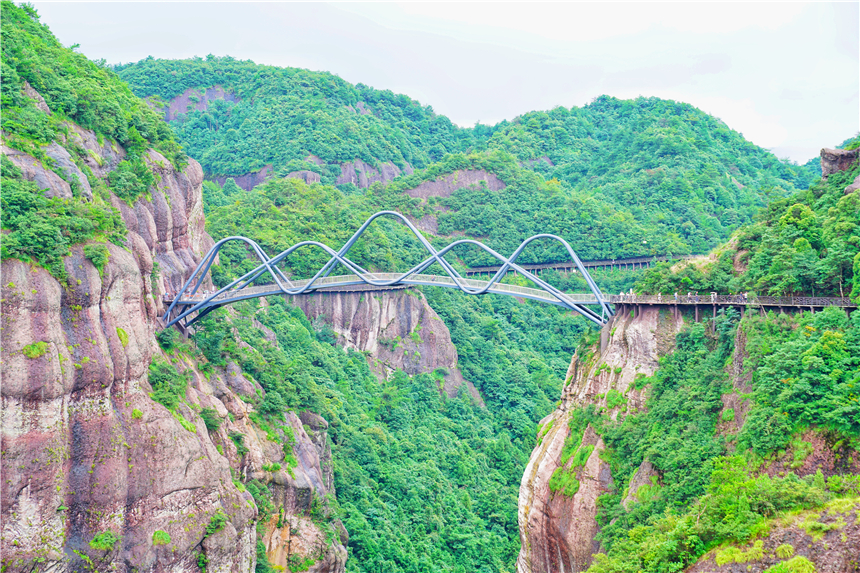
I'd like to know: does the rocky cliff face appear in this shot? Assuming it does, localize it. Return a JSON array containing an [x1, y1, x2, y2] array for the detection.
[[336, 158, 412, 189], [287, 288, 483, 404], [1, 93, 345, 571], [151, 85, 240, 122], [687, 498, 859, 573], [517, 306, 684, 573]]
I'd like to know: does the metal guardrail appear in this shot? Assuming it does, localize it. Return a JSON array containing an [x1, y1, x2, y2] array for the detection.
[[169, 274, 604, 305], [169, 279, 856, 309], [608, 294, 856, 307], [464, 254, 701, 273]]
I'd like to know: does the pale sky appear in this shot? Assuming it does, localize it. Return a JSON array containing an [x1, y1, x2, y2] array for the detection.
[[31, 2, 860, 163]]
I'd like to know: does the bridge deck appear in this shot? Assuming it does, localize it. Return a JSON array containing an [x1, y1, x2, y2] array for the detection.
[[166, 274, 857, 309], [610, 294, 857, 308], [167, 273, 603, 308]]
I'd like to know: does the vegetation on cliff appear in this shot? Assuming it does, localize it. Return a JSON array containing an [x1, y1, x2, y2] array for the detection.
[[0, 1, 181, 280], [581, 148, 860, 571], [0, 155, 125, 280], [638, 142, 860, 299], [1, 1, 183, 165]]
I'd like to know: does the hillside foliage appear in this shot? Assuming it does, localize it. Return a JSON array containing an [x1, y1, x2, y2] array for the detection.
[[1, 1, 184, 166], [583, 144, 860, 571], [637, 140, 860, 299], [116, 57, 817, 257]]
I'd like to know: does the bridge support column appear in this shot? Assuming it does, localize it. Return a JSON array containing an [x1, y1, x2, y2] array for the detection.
[[695, 305, 699, 323], [600, 324, 610, 354], [713, 305, 717, 334]]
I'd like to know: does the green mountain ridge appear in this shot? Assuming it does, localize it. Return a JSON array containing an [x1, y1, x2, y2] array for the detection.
[[116, 56, 818, 259], [2, 3, 859, 573]]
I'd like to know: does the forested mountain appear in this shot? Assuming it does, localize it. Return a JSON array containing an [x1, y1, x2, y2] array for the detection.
[[517, 141, 860, 573], [4, 3, 859, 573], [117, 57, 811, 258], [114, 55, 480, 173]]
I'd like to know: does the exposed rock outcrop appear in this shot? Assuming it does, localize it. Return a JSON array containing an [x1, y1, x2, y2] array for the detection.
[[208, 164, 274, 192], [287, 289, 483, 404], [0, 145, 259, 570], [1, 98, 344, 571], [517, 306, 684, 573], [155, 85, 240, 122], [2, 143, 75, 199], [287, 170, 322, 184], [820, 147, 858, 178], [336, 158, 412, 188], [404, 169, 506, 201]]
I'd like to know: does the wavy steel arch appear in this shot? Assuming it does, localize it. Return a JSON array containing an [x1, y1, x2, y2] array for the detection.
[[163, 211, 614, 328]]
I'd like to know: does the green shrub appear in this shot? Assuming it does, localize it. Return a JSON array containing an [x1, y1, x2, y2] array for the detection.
[[152, 530, 170, 546], [605, 389, 626, 409], [156, 328, 180, 351], [108, 159, 154, 203], [205, 511, 228, 537], [570, 444, 595, 468], [148, 360, 187, 411], [548, 466, 580, 497], [722, 408, 735, 422], [774, 544, 794, 559], [131, 408, 143, 420], [200, 407, 221, 432], [21, 341, 49, 358], [89, 530, 120, 551], [116, 327, 129, 348], [229, 431, 249, 456], [83, 243, 109, 276], [764, 556, 816, 573]]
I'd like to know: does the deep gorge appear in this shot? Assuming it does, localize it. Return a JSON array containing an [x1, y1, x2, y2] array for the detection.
[[2, 3, 859, 572]]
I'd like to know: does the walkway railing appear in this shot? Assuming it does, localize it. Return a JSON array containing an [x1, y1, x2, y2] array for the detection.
[[463, 254, 700, 274], [608, 294, 856, 308], [167, 274, 605, 306]]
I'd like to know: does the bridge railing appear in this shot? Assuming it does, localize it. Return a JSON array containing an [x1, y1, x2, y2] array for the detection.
[[463, 254, 701, 273], [608, 294, 856, 307], [171, 273, 605, 305]]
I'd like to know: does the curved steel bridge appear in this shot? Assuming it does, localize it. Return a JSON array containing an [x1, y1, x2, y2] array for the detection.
[[162, 211, 614, 329]]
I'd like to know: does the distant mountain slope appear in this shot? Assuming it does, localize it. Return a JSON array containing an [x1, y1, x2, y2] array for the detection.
[[116, 57, 809, 258], [114, 55, 485, 177]]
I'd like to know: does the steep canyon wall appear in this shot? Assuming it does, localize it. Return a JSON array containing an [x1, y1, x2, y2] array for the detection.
[[1, 106, 345, 571], [517, 306, 685, 573]]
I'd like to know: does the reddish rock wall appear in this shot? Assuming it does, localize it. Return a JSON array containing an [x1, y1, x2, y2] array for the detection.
[[287, 289, 483, 404], [156, 85, 239, 122], [405, 169, 506, 200], [336, 158, 412, 188], [1, 90, 345, 571], [821, 147, 859, 178], [517, 307, 684, 573]]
